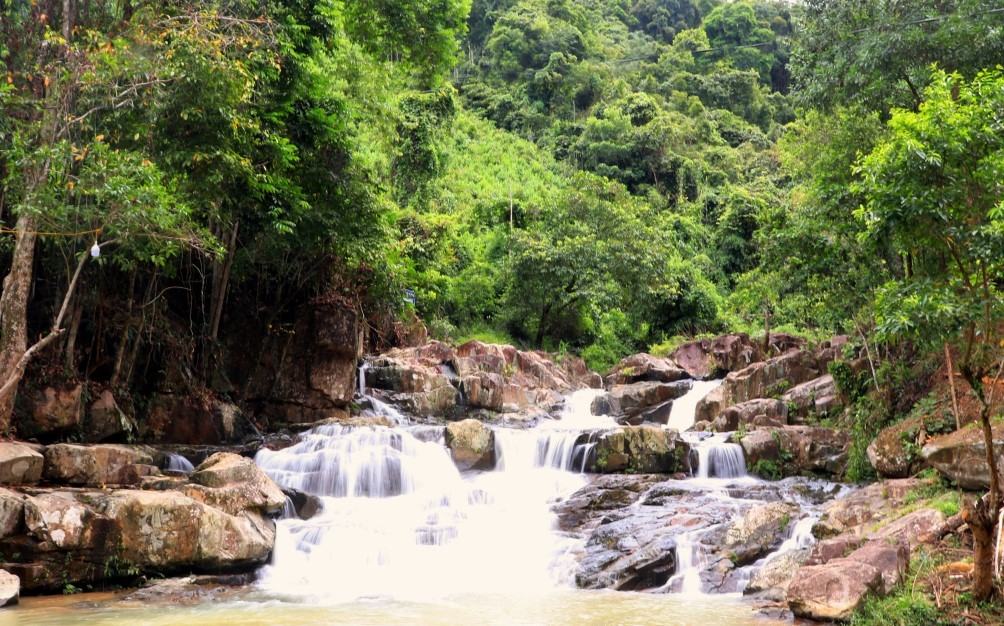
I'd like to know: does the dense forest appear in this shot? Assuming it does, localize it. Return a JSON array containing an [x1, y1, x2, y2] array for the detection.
[[1, 0, 1004, 603], [3, 0, 1002, 378]]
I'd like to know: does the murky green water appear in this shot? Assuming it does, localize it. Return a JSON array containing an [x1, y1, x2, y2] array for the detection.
[[2, 589, 778, 626]]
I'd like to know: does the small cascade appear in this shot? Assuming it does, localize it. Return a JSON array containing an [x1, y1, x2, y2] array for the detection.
[[666, 532, 707, 594], [357, 362, 369, 397], [163, 452, 195, 474], [687, 432, 747, 479], [666, 379, 722, 432]]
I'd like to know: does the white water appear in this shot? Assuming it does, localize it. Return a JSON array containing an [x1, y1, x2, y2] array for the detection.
[[666, 379, 722, 432], [254, 389, 614, 602], [666, 532, 708, 594], [164, 452, 195, 474], [691, 432, 748, 479]]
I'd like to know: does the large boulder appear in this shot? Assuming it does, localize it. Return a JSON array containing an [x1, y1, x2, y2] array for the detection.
[[712, 399, 788, 432], [85, 390, 137, 443], [604, 353, 690, 386], [921, 422, 1004, 490], [588, 426, 688, 474], [185, 452, 285, 516], [445, 419, 495, 470], [814, 479, 924, 536], [744, 548, 810, 600], [143, 394, 257, 445], [1, 457, 281, 592], [0, 443, 43, 486], [868, 508, 945, 550], [781, 375, 841, 423], [14, 385, 84, 441], [43, 444, 158, 486], [0, 570, 17, 607], [694, 385, 724, 424], [605, 381, 692, 425], [670, 334, 762, 380], [740, 426, 849, 478], [0, 489, 25, 539], [103, 489, 274, 571], [719, 350, 824, 409], [839, 540, 909, 594], [722, 502, 798, 565], [787, 559, 883, 621]]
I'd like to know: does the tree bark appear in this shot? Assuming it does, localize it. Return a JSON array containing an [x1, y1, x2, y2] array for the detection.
[[963, 494, 998, 601], [0, 215, 38, 431]]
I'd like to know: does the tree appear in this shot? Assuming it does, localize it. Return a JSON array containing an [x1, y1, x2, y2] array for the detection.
[[858, 68, 1004, 601], [791, 0, 1004, 114]]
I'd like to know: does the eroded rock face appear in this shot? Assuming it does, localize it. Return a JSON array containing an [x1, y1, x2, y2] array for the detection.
[[364, 340, 593, 420], [445, 419, 495, 470], [43, 444, 158, 487], [922, 423, 1004, 490], [787, 559, 883, 621], [813, 479, 924, 537], [0, 489, 25, 539], [744, 548, 810, 600], [0, 443, 43, 486], [740, 426, 849, 479], [839, 540, 909, 594], [588, 426, 688, 474]]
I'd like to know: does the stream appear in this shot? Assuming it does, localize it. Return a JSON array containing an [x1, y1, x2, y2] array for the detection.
[[5, 384, 842, 625]]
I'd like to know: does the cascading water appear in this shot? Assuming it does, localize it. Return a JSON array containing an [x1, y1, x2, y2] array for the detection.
[[254, 390, 616, 602], [163, 452, 195, 474], [691, 433, 748, 479]]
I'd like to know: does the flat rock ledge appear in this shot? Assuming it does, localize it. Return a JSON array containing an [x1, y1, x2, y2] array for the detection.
[[0, 449, 283, 595]]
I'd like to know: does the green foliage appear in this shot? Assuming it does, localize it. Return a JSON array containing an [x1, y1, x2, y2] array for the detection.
[[850, 592, 944, 626]]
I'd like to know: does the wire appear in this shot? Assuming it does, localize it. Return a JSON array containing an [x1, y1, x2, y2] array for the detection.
[[0, 227, 101, 237]]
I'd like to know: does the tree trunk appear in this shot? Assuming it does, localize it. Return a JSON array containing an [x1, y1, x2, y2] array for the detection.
[[109, 271, 137, 389], [0, 214, 38, 431], [964, 494, 998, 601]]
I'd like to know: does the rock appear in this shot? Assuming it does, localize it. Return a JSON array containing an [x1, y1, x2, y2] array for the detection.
[[103, 489, 275, 572], [0, 443, 43, 486], [781, 375, 840, 423], [744, 548, 809, 600], [0, 489, 24, 539], [85, 390, 137, 443], [554, 474, 664, 532], [0, 570, 18, 607], [445, 419, 495, 470], [186, 452, 285, 516], [869, 508, 945, 549], [787, 560, 883, 621], [604, 353, 690, 386], [719, 350, 824, 409], [765, 333, 806, 355], [589, 426, 688, 474], [805, 535, 865, 565], [694, 385, 724, 424], [712, 399, 788, 432], [815, 479, 925, 536], [14, 384, 84, 441], [670, 334, 762, 380], [723, 502, 798, 565], [741, 426, 849, 479], [143, 394, 257, 445], [241, 302, 361, 426], [43, 444, 158, 486], [282, 488, 322, 520], [23, 491, 96, 549], [605, 381, 692, 425], [840, 540, 909, 594], [921, 422, 1004, 490], [867, 416, 929, 478]]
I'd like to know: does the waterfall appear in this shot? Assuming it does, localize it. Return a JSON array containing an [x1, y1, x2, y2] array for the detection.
[[163, 452, 195, 474], [357, 362, 368, 397], [666, 379, 722, 432], [688, 432, 747, 479], [665, 532, 707, 594]]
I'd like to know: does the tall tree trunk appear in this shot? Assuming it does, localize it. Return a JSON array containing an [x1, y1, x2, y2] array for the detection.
[[209, 220, 238, 342], [109, 271, 137, 389], [0, 215, 38, 431]]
